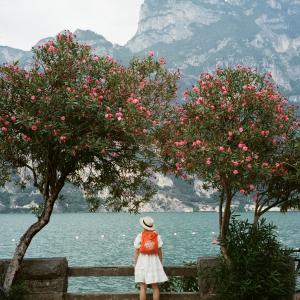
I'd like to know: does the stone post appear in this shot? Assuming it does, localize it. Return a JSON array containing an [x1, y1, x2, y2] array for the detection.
[[197, 257, 218, 300], [0, 257, 68, 300]]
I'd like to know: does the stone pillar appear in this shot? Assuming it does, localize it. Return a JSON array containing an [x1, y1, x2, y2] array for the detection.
[[197, 257, 218, 300], [0, 257, 68, 300]]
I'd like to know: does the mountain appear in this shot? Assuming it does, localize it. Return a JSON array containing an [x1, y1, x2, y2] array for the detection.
[[1, 0, 300, 102], [0, 172, 251, 213], [0, 0, 299, 212], [126, 0, 300, 101]]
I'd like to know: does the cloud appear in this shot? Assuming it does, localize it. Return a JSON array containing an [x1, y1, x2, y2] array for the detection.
[[0, 0, 143, 50]]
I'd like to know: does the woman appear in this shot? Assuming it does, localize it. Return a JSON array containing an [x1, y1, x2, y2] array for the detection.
[[133, 216, 168, 300]]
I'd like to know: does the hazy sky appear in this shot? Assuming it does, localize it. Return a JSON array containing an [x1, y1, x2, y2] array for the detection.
[[0, 0, 144, 50]]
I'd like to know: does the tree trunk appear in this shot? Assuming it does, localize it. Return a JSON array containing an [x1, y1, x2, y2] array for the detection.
[[219, 190, 224, 235], [220, 185, 232, 261], [2, 195, 56, 293], [253, 213, 260, 226], [253, 201, 260, 225], [253, 199, 259, 225]]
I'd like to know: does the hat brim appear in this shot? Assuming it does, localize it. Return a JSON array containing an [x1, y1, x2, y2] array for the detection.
[[139, 217, 155, 231]]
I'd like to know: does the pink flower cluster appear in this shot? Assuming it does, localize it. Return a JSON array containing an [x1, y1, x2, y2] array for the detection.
[[127, 96, 140, 104], [22, 134, 31, 142], [238, 142, 248, 151], [115, 111, 123, 121], [192, 139, 202, 147], [206, 157, 212, 165], [260, 130, 269, 137], [242, 84, 256, 91], [175, 140, 188, 147]]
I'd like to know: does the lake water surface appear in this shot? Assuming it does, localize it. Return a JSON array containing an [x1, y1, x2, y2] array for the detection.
[[0, 212, 299, 292]]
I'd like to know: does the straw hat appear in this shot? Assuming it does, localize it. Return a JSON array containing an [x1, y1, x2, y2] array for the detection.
[[139, 216, 155, 231]]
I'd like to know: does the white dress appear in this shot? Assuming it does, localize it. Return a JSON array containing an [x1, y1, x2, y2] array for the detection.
[[134, 232, 168, 284]]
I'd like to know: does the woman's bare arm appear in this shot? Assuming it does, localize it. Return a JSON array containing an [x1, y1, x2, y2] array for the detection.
[[133, 248, 140, 266], [158, 248, 163, 263]]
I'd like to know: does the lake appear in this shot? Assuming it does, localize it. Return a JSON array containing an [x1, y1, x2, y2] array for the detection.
[[0, 212, 299, 292]]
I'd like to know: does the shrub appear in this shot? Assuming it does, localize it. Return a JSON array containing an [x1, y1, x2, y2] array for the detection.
[[160, 261, 199, 292], [215, 217, 295, 300]]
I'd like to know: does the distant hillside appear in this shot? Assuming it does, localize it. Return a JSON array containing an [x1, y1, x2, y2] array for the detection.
[[0, 172, 253, 213]]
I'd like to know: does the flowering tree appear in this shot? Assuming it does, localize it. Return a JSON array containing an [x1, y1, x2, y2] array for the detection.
[[254, 136, 300, 223], [0, 32, 178, 293], [160, 66, 298, 258]]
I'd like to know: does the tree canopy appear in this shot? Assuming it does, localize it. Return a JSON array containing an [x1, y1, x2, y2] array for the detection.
[[0, 31, 179, 292], [159, 66, 299, 256], [0, 31, 179, 212]]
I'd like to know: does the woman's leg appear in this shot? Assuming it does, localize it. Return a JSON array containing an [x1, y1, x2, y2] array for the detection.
[[139, 283, 147, 300], [152, 283, 160, 300]]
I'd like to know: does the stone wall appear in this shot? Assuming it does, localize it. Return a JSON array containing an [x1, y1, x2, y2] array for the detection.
[[0, 257, 68, 300], [2, 256, 294, 300]]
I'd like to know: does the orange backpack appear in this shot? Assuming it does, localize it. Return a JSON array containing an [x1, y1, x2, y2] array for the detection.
[[140, 231, 159, 255]]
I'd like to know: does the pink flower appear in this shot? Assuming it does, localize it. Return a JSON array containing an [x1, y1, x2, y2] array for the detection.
[[192, 87, 200, 93], [148, 50, 154, 57], [260, 130, 270, 137], [139, 81, 146, 89], [195, 97, 204, 105], [239, 189, 246, 194], [232, 161, 239, 166], [192, 140, 202, 147], [219, 146, 225, 151], [4, 121, 9, 126], [105, 113, 113, 119], [22, 134, 31, 142], [247, 163, 252, 169], [242, 146, 248, 152], [48, 45, 57, 52], [60, 116, 65, 121], [239, 127, 244, 133], [206, 158, 212, 165], [262, 162, 269, 168], [127, 97, 139, 104], [52, 129, 59, 136], [233, 169, 239, 175], [106, 55, 113, 62], [158, 57, 166, 65], [245, 156, 252, 162], [228, 131, 233, 137], [11, 116, 16, 121], [59, 135, 67, 142], [115, 111, 123, 121], [174, 140, 188, 147], [1, 127, 8, 133], [222, 89, 228, 96], [31, 95, 36, 101], [31, 124, 38, 131]]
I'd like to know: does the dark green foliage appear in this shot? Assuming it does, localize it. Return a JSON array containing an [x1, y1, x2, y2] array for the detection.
[[160, 261, 199, 292], [215, 217, 295, 300]]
